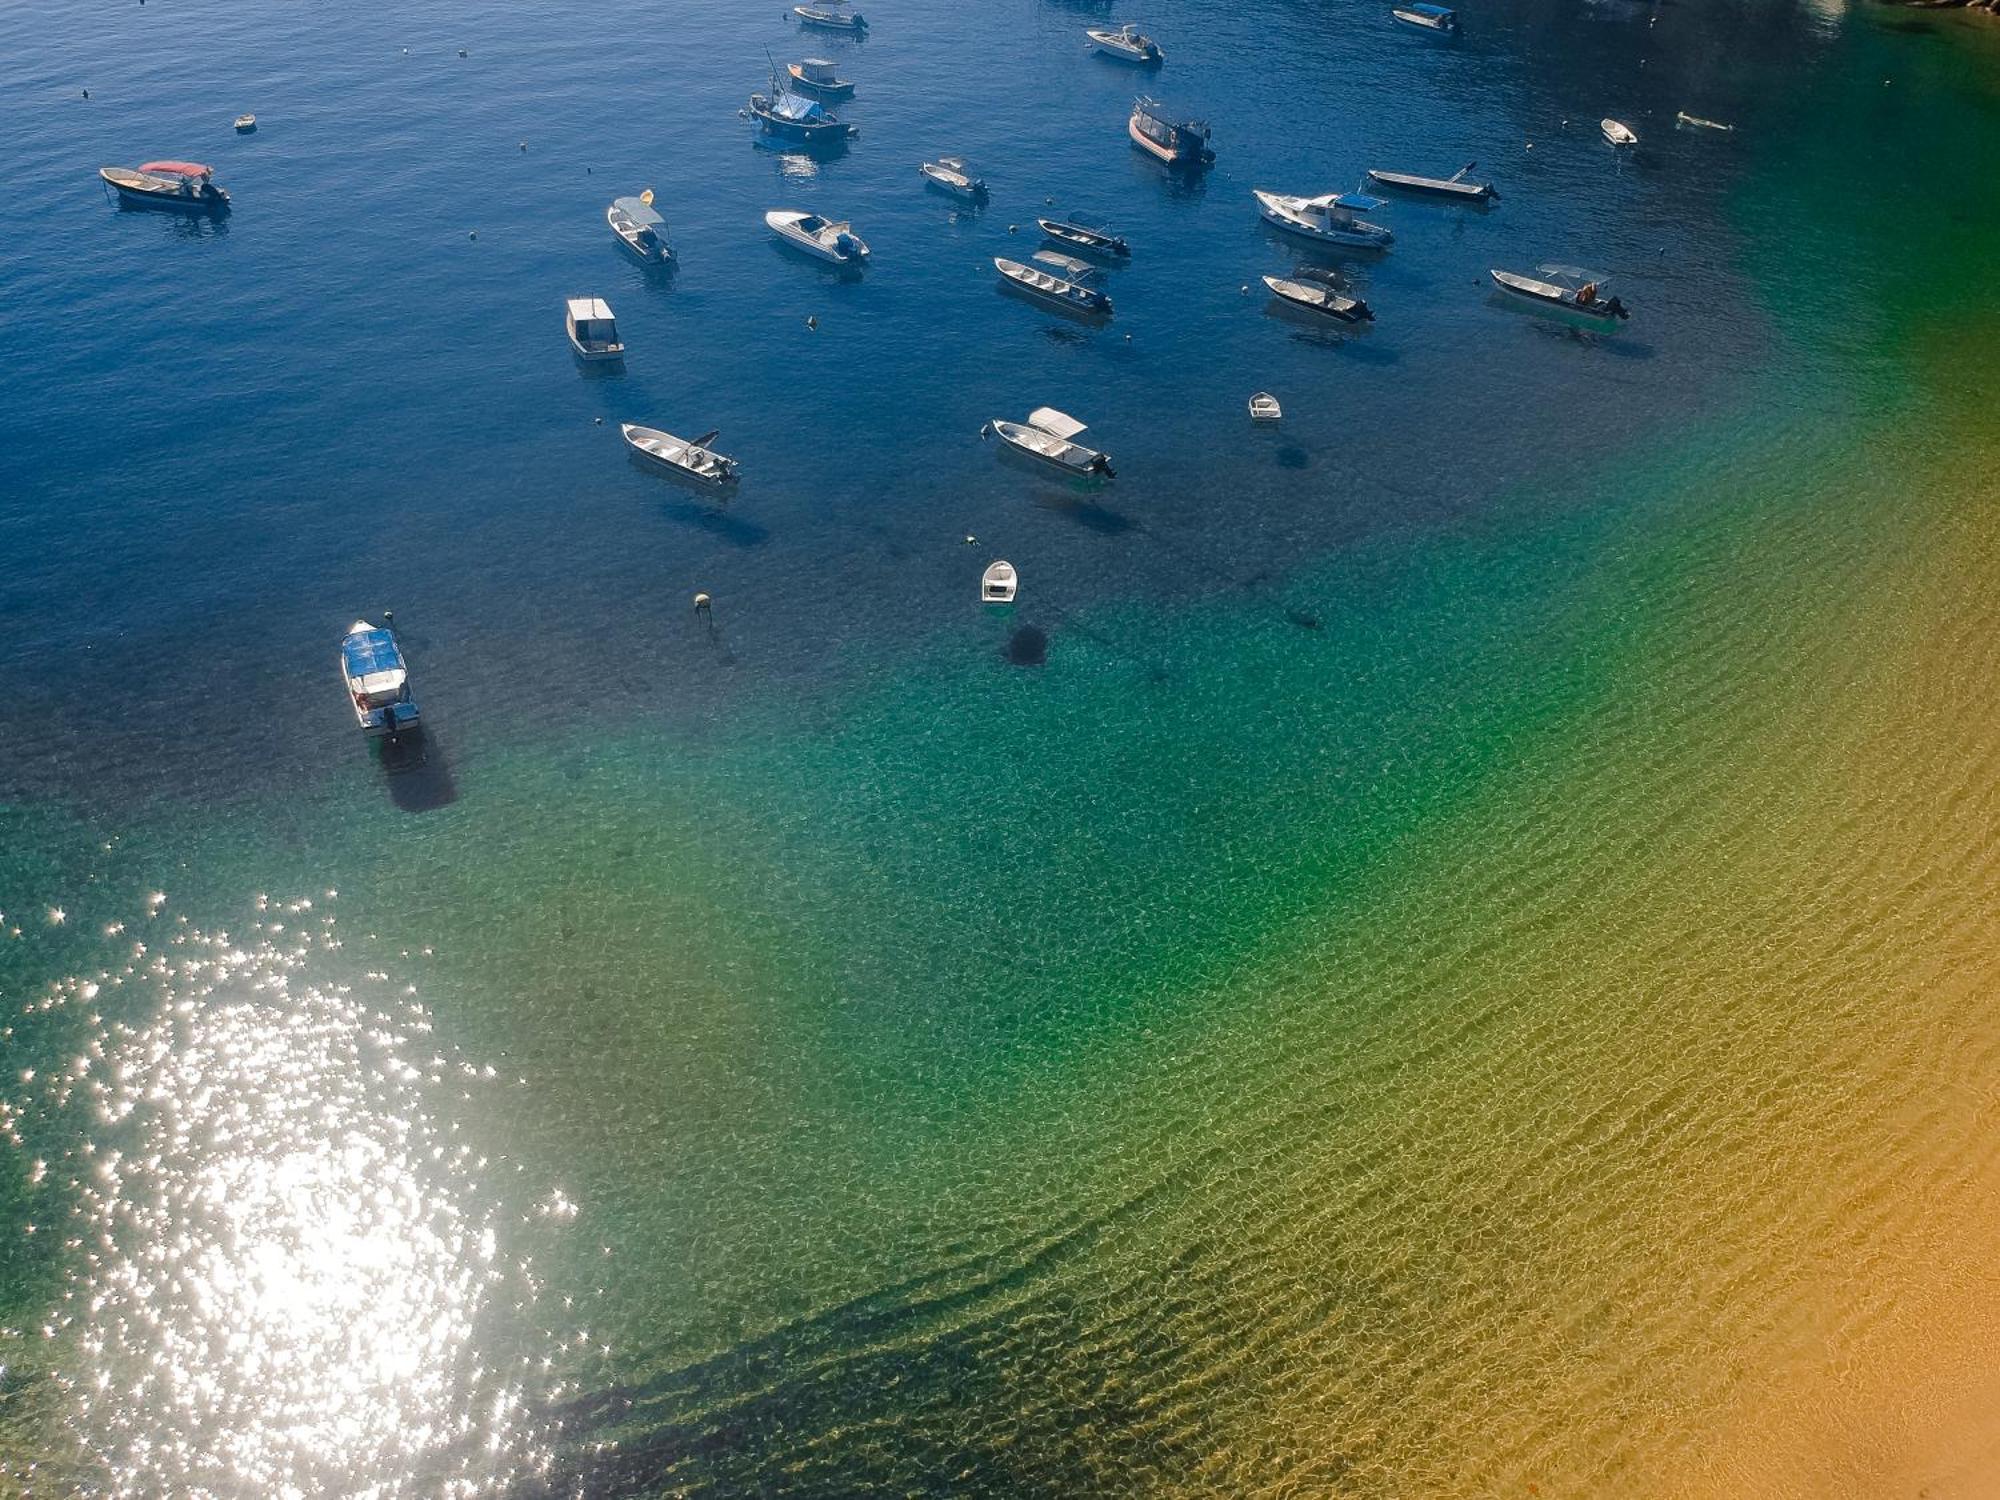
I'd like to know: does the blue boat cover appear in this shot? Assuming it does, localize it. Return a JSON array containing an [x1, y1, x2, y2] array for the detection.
[[613, 196, 665, 229], [343, 628, 403, 677], [1407, 3, 1456, 16], [770, 92, 828, 123]]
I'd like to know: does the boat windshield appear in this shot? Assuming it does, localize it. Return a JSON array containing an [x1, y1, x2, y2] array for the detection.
[[796, 214, 828, 233]]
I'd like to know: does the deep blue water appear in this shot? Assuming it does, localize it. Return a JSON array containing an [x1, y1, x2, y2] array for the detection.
[[0, 0, 1801, 818]]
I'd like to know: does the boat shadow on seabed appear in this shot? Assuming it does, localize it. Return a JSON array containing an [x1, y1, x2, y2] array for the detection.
[[377, 727, 458, 812]]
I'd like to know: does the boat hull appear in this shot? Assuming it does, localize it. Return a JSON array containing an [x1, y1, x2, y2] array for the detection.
[[1128, 115, 1209, 168], [788, 67, 855, 97], [1263, 276, 1372, 323], [1391, 10, 1458, 33], [795, 7, 865, 30], [991, 422, 1111, 478], [1488, 270, 1626, 322], [622, 425, 739, 487], [1088, 32, 1163, 63], [1256, 196, 1392, 250], [920, 166, 985, 201], [1365, 169, 1492, 202], [101, 168, 230, 213], [994, 258, 1110, 318], [1037, 219, 1129, 258]]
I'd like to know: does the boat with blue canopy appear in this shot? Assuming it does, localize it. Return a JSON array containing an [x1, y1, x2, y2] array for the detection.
[[1392, 3, 1460, 34], [748, 71, 858, 144], [340, 620, 420, 738], [1255, 188, 1394, 249], [607, 193, 672, 261]]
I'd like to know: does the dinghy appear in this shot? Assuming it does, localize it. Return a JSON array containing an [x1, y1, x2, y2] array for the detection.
[[1129, 97, 1212, 168], [607, 193, 672, 262], [995, 253, 1113, 316], [920, 156, 987, 201], [794, 2, 866, 31], [1086, 24, 1163, 63], [1601, 118, 1638, 147], [564, 297, 624, 361], [1676, 111, 1735, 133], [1255, 188, 1393, 249], [1391, 3, 1460, 33], [233, 114, 257, 132], [1248, 392, 1282, 422], [100, 162, 230, 212], [788, 58, 855, 97], [340, 620, 420, 738], [981, 561, 1018, 603], [621, 423, 741, 486], [766, 209, 869, 264], [986, 408, 1114, 478], [1489, 265, 1629, 321], [1365, 163, 1495, 202], [1263, 274, 1374, 323], [1037, 216, 1130, 259]]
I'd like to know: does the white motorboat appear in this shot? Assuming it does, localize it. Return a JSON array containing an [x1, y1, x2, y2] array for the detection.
[[1601, 118, 1639, 147], [1254, 188, 1393, 249], [1248, 392, 1282, 422], [1365, 163, 1495, 202], [1391, 3, 1460, 33], [621, 423, 741, 486], [1489, 265, 1629, 322], [920, 156, 987, 201], [607, 192, 672, 261], [564, 297, 624, 360], [795, 2, 866, 31], [340, 620, 420, 738], [986, 408, 1115, 478], [1086, 24, 1163, 63], [1263, 272, 1374, 323], [233, 113, 257, 132], [981, 561, 1018, 603], [994, 252, 1112, 316], [766, 208, 869, 264]]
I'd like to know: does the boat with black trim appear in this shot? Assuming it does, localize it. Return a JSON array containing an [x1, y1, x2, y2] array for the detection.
[[1128, 97, 1212, 168], [1255, 188, 1393, 249], [994, 251, 1113, 316], [1365, 163, 1495, 203], [984, 408, 1115, 478], [99, 161, 230, 212], [1489, 264, 1629, 322], [1037, 215, 1130, 259]]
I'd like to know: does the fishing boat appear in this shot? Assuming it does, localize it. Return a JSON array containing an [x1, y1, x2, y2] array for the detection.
[[1365, 163, 1495, 202], [1254, 188, 1393, 249], [986, 408, 1114, 478], [233, 114, 257, 132], [981, 561, 1018, 603], [1037, 216, 1131, 259], [99, 161, 230, 212], [1391, 3, 1459, 33], [1489, 265, 1629, 321], [766, 208, 869, 264], [1128, 97, 1212, 168], [607, 193, 672, 262], [340, 620, 420, 738], [749, 71, 858, 143], [920, 156, 987, 201], [564, 298, 624, 361], [794, 2, 866, 31], [1676, 111, 1735, 133], [1263, 272, 1374, 323], [994, 252, 1112, 316], [1248, 392, 1282, 422], [621, 423, 741, 486], [1601, 118, 1639, 147], [1086, 23, 1163, 64], [787, 58, 855, 97]]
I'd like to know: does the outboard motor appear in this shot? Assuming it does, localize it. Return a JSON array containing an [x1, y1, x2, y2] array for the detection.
[[835, 231, 858, 257]]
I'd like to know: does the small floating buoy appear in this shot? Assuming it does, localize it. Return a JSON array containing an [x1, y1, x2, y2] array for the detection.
[[593, 416, 603, 424], [82, 88, 90, 99], [1007, 224, 1018, 233], [1240, 284, 1249, 294], [458, 48, 468, 57], [519, 140, 527, 151], [1123, 333, 1132, 341], [1045, 195, 1053, 205], [693, 592, 712, 614], [1525, 141, 1534, 150], [468, 229, 477, 239], [964, 534, 977, 545], [805, 314, 817, 330]]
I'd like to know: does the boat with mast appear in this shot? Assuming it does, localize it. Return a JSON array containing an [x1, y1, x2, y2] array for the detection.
[[749, 57, 858, 144]]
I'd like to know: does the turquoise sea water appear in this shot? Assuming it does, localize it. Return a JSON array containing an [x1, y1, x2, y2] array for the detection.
[[5, 0, 2000, 1494]]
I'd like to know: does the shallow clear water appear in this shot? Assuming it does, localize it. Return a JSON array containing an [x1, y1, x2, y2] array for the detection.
[[4, 0, 1999, 1494]]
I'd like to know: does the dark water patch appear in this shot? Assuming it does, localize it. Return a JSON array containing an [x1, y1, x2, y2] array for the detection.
[[658, 498, 771, 548], [1006, 626, 1048, 666], [1277, 445, 1311, 469], [382, 731, 458, 813]]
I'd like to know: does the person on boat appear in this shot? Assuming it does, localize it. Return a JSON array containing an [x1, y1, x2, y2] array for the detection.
[[1576, 281, 1599, 306]]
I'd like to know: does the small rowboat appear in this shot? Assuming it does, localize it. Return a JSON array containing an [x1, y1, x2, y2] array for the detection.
[[1676, 111, 1735, 133], [1489, 266, 1629, 321], [1037, 216, 1130, 259], [1249, 392, 1282, 422], [1391, 3, 1459, 33], [987, 408, 1115, 478], [1601, 118, 1638, 147], [995, 253, 1112, 316], [1365, 163, 1495, 202], [233, 114, 257, 132], [920, 156, 987, 201], [981, 561, 1018, 603], [1263, 274, 1374, 323], [795, 2, 866, 31], [1086, 24, 1163, 64], [622, 423, 741, 486]]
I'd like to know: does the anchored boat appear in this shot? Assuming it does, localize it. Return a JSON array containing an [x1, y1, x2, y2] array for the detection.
[[340, 620, 420, 738], [920, 156, 987, 201], [995, 252, 1112, 316], [788, 58, 855, 97], [1248, 392, 1283, 422], [1490, 264, 1629, 321], [981, 561, 1018, 603], [1255, 188, 1393, 249], [621, 423, 741, 486], [233, 113, 257, 133], [749, 70, 858, 144], [1365, 163, 1495, 203], [767, 208, 869, 264], [1601, 118, 1639, 147], [607, 192, 672, 262], [1037, 215, 1130, 259], [565, 298, 623, 361], [986, 408, 1114, 478], [1087, 24, 1163, 63], [1263, 271, 1374, 323], [1128, 97, 1212, 168], [99, 161, 230, 212], [1676, 111, 1735, 133], [794, 2, 866, 32], [1392, 3, 1460, 33]]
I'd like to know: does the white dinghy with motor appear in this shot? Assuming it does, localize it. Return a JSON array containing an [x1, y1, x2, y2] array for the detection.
[[621, 423, 742, 487], [983, 408, 1115, 478], [1601, 118, 1639, 147], [982, 561, 1018, 603], [994, 252, 1113, 316]]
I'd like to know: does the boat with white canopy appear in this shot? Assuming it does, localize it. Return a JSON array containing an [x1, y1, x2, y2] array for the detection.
[[1392, 3, 1460, 33], [1263, 271, 1374, 323], [621, 423, 741, 487], [1037, 215, 1130, 259], [607, 193, 672, 261], [1087, 24, 1163, 63], [794, 2, 866, 31], [1490, 264, 1629, 321], [564, 297, 624, 361], [100, 161, 230, 212], [920, 156, 987, 201], [1128, 98, 1212, 168], [985, 408, 1115, 478], [982, 561, 1018, 603], [767, 209, 869, 264], [994, 252, 1112, 316], [1255, 188, 1393, 249], [1365, 163, 1495, 202], [788, 58, 855, 97], [340, 620, 420, 738], [1601, 118, 1638, 147]]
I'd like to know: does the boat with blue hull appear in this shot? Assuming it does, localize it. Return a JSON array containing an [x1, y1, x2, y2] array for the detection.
[[340, 620, 420, 738], [749, 72, 859, 144], [99, 160, 230, 213]]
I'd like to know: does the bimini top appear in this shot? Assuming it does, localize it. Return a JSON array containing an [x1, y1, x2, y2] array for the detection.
[[1134, 96, 1205, 129], [342, 623, 406, 691], [566, 297, 615, 323], [1304, 191, 1386, 212], [612, 196, 666, 230], [770, 91, 830, 123], [139, 160, 213, 177], [1405, 3, 1456, 17]]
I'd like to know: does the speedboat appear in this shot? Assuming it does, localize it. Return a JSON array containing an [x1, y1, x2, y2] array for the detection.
[[1037, 215, 1130, 259], [1129, 97, 1212, 168], [986, 408, 1114, 478], [1676, 111, 1735, 132], [1601, 118, 1638, 147], [1087, 24, 1163, 63], [1489, 265, 1629, 322], [788, 58, 855, 97], [749, 73, 857, 143], [607, 193, 672, 261], [1365, 163, 1495, 202], [1248, 392, 1282, 422], [564, 297, 624, 361], [99, 161, 230, 212], [1254, 188, 1393, 249], [233, 114, 257, 132], [1392, 3, 1459, 32], [981, 561, 1018, 603], [1263, 271, 1374, 323], [794, 2, 866, 31], [995, 252, 1112, 316], [340, 620, 420, 738], [766, 208, 869, 264], [621, 423, 741, 487], [920, 156, 987, 201]]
